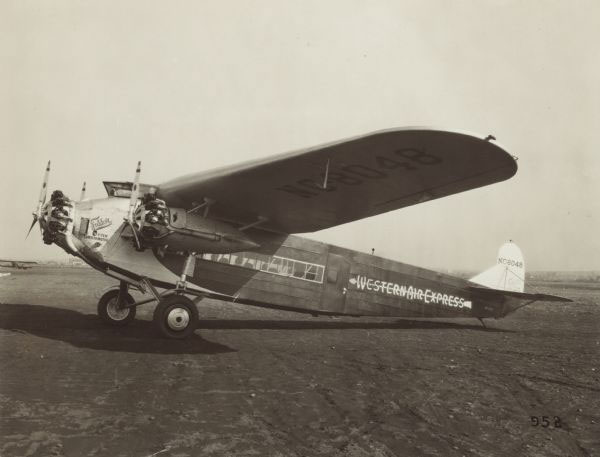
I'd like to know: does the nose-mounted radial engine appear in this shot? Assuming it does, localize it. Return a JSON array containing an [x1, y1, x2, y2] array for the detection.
[[26, 162, 71, 244], [42, 190, 74, 245], [27, 161, 83, 257]]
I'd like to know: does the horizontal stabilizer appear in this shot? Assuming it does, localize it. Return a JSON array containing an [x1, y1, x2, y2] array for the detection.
[[468, 286, 572, 303]]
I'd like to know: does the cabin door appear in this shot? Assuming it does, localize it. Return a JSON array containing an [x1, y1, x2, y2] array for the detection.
[[321, 253, 351, 313]]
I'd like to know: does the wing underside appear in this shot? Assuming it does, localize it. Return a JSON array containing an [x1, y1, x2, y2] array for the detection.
[[157, 128, 518, 234]]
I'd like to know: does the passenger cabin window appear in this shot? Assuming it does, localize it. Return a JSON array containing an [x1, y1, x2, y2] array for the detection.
[[305, 264, 318, 281], [200, 252, 324, 283]]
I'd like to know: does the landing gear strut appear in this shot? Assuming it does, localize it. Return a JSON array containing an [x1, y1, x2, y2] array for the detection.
[[96, 252, 202, 339], [153, 252, 199, 338]]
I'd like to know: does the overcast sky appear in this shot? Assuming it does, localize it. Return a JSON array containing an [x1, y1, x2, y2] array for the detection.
[[1, 0, 599, 271]]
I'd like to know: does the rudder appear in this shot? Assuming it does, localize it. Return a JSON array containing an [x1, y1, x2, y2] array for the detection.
[[469, 241, 525, 292]]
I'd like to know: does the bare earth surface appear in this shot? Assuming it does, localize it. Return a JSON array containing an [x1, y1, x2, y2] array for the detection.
[[1, 267, 599, 457]]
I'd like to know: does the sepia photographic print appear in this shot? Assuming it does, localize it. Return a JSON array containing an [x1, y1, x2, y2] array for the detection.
[[1, 1, 599, 456]]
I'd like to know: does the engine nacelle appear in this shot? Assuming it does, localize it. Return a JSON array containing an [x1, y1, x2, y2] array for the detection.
[[133, 197, 258, 253]]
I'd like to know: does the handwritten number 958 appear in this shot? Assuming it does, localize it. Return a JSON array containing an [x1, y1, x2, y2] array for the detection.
[[530, 416, 561, 428]]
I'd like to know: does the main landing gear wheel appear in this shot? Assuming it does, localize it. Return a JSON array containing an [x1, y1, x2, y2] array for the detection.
[[153, 295, 199, 339], [97, 289, 136, 326]]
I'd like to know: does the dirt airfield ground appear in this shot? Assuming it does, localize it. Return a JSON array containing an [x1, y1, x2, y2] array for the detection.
[[0, 267, 598, 457]]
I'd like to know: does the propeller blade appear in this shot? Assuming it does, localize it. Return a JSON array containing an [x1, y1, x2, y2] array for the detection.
[[127, 161, 141, 223], [35, 161, 51, 219], [26, 216, 38, 239]]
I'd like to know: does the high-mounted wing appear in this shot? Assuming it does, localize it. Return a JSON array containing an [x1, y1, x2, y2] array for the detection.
[[157, 128, 517, 234]]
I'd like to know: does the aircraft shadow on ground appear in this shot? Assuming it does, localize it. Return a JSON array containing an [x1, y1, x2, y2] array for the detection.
[[0, 303, 236, 355], [197, 318, 511, 332], [0, 303, 511, 354]]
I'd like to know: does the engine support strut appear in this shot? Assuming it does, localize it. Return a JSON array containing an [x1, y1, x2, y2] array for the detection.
[[177, 252, 196, 290]]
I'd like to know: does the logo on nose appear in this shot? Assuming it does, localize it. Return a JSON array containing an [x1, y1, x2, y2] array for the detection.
[[90, 216, 112, 232]]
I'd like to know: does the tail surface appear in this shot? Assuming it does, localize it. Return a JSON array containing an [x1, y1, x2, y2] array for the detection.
[[468, 241, 571, 317], [469, 241, 525, 292]]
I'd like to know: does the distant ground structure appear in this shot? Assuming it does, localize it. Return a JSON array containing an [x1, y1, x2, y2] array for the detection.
[[66, 258, 87, 268], [33, 258, 90, 268], [527, 271, 600, 282], [448, 270, 600, 283]]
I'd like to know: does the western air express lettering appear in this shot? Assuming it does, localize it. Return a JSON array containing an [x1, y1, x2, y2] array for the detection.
[[348, 275, 472, 309]]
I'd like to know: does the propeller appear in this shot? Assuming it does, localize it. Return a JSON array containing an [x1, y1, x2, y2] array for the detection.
[[26, 161, 51, 239], [124, 161, 143, 250], [127, 161, 141, 223], [80, 181, 86, 201]]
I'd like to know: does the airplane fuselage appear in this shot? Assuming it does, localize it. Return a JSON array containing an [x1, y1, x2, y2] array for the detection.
[[45, 194, 516, 321]]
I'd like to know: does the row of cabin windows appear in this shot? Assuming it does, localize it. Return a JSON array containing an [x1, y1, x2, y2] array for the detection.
[[200, 252, 325, 283]]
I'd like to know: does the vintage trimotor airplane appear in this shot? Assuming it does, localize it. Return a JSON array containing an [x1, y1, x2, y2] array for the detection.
[[27, 128, 570, 338]]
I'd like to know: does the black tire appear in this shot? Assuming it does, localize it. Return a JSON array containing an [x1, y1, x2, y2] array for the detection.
[[153, 295, 198, 339], [97, 289, 136, 326]]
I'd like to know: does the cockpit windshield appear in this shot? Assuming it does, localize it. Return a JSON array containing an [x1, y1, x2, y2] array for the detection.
[[103, 181, 157, 198]]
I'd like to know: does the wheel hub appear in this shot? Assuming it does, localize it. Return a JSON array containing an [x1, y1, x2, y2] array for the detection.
[[166, 307, 190, 331], [106, 297, 130, 321]]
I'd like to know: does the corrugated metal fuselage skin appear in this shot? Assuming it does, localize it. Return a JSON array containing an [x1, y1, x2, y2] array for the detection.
[[155, 229, 506, 319]]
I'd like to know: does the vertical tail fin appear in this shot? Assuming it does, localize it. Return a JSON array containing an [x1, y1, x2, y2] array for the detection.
[[469, 241, 525, 292]]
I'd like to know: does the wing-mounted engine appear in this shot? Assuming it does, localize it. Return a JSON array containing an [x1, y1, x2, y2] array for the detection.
[[136, 195, 170, 241], [131, 194, 259, 253]]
